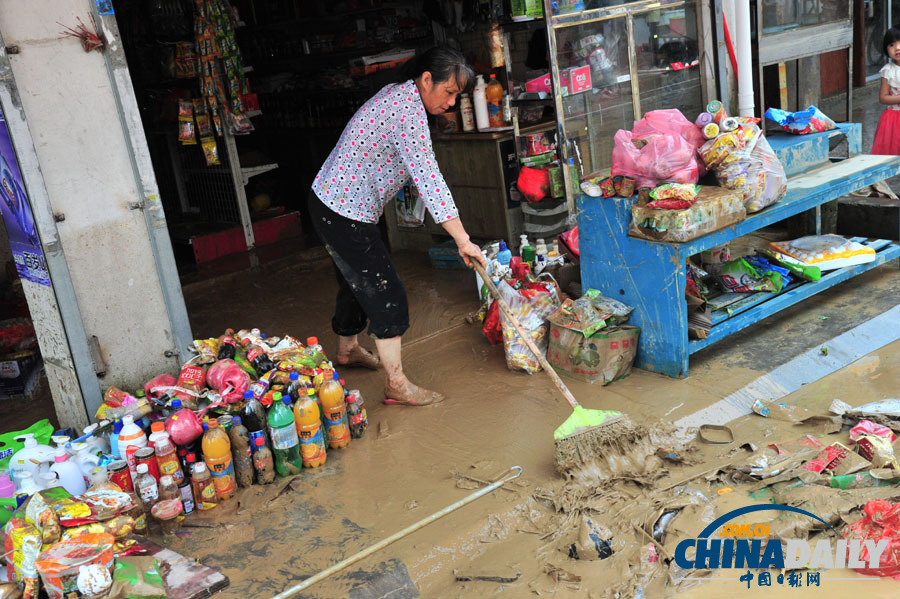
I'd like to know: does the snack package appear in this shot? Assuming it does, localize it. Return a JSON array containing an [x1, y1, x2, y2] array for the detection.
[[646, 183, 700, 209], [192, 338, 219, 364], [177, 100, 197, 146], [202, 137, 221, 166], [850, 420, 897, 443], [716, 257, 783, 293], [35, 533, 115, 599], [109, 557, 167, 599], [61, 515, 136, 542], [769, 234, 876, 270], [765, 105, 836, 135], [4, 516, 42, 598], [583, 288, 633, 325], [496, 280, 560, 374], [855, 434, 900, 469]]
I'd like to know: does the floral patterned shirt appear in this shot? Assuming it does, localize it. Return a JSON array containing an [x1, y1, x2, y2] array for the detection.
[[881, 62, 900, 111], [312, 80, 459, 224]]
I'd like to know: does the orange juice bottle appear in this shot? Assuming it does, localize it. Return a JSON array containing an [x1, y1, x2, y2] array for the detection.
[[318, 372, 350, 449], [486, 74, 505, 128], [201, 419, 236, 501], [293, 389, 327, 468]]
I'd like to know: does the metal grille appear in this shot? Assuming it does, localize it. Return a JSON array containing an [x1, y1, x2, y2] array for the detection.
[[176, 136, 240, 224]]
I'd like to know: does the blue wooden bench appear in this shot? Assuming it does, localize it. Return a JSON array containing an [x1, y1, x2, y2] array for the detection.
[[578, 123, 900, 378]]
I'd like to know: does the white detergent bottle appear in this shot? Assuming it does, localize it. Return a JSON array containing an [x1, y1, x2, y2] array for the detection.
[[50, 448, 87, 496], [9, 434, 54, 484], [473, 75, 490, 132], [69, 442, 100, 485]]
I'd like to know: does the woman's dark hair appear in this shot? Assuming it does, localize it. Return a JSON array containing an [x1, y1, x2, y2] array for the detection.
[[402, 46, 474, 91], [884, 27, 900, 56]]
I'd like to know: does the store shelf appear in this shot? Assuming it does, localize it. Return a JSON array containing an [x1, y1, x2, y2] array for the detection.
[[241, 162, 279, 184]]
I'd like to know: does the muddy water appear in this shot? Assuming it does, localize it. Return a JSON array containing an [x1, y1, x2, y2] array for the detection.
[[177, 254, 900, 598]]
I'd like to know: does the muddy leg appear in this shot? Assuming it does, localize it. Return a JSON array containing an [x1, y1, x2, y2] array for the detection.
[[377, 337, 445, 406]]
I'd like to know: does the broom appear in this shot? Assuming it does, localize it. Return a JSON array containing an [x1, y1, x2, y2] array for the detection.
[[473, 263, 647, 476]]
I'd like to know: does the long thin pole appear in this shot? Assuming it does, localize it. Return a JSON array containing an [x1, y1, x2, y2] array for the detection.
[[270, 466, 524, 599], [473, 262, 580, 410]]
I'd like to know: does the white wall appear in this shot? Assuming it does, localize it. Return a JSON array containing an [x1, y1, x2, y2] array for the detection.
[[0, 0, 184, 396]]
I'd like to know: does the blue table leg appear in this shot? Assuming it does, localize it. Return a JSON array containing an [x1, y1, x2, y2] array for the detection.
[[577, 195, 690, 378]]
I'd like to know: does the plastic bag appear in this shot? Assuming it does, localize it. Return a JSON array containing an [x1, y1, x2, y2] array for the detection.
[[646, 183, 700, 209], [517, 166, 551, 203], [612, 109, 706, 188], [850, 420, 897, 443], [765, 105, 836, 135], [206, 359, 250, 404], [716, 257, 783, 293], [843, 500, 900, 579], [701, 123, 787, 213], [496, 280, 560, 374]]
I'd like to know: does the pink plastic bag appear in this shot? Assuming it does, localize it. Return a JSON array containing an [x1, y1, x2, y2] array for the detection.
[[165, 408, 204, 445], [612, 109, 705, 188], [843, 500, 900, 579], [206, 359, 250, 404], [850, 420, 897, 443], [144, 374, 176, 400]]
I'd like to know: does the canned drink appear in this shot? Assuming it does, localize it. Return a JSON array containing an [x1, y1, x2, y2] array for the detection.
[[108, 460, 134, 493], [134, 447, 160, 482], [178, 481, 195, 514], [619, 176, 636, 197]]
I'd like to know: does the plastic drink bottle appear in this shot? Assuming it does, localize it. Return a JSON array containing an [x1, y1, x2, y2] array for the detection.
[[497, 241, 512, 266], [346, 391, 368, 439], [286, 371, 303, 400], [241, 390, 268, 453], [293, 389, 327, 468], [154, 433, 185, 485], [135, 463, 159, 511], [486, 74, 505, 128], [50, 448, 86, 495], [241, 337, 276, 374], [319, 372, 350, 449], [473, 75, 489, 132], [306, 336, 323, 353], [228, 417, 254, 488], [267, 392, 303, 476], [202, 418, 237, 501], [148, 421, 166, 448], [178, 480, 195, 514], [252, 437, 275, 484], [191, 460, 217, 511], [217, 328, 237, 360], [118, 415, 148, 479], [157, 474, 179, 501]]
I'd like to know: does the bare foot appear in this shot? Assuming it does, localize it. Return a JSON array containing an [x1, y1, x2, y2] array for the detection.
[[335, 345, 381, 370], [383, 381, 445, 406]]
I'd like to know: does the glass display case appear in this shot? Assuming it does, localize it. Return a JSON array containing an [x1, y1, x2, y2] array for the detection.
[[546, 0, 706, 206]]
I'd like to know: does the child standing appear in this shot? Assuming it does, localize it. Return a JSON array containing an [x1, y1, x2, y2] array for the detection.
[[872, 27, 900, 155]]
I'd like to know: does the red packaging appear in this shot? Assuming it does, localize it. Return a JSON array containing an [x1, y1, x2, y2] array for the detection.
[[804, 443, 851, 474], [174, 363, 206, 407], [134, 447, 160, 482], [103, 386, 136, 408], [843, 500, 900, 579], [850, 420, 897, 443], [144, 373, 176, 400], [108, 460, 133, 493], [165, 408, 204, 445]]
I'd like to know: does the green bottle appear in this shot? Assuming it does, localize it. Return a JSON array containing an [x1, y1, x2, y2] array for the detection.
[[266, 392, 302, 477]]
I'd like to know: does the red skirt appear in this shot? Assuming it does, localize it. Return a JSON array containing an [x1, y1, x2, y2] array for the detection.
[[871, 109, 900, 155]]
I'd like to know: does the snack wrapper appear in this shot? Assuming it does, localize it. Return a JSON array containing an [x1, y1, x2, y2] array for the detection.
[[765, 105, 836, 135]]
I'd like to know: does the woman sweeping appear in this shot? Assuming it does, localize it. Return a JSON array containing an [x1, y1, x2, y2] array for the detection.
[[310, 46, 485, 407]]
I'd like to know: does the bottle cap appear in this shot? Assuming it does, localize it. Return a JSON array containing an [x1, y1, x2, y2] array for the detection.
[[307, 336, 318, 346], [151, 422, 165, 433], [171, 399, 182, 409], [290, 371, 299, 381], [202, 422, 209, 431], [232, 417, 241, 426], [273, 392, 283, 402], [123, 416, 134, 426], [113, 420, 123, 434], [243, 390, 253, 400], [255, 437, 265, 447], [333, 372, 340, 380], [136, 389, 146, 398], [54, 448, 68, 462], [136, 464, 148, 474], [499, 241, 508, 251], [346, 395, 356, 404], [160, 475, 174, 487], [208, 419, 218, 428], [186, 453, 196, 463]]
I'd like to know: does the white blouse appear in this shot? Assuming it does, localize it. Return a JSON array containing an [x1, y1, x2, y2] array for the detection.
[[312, 81, 459, 224], [881, 62, 900, 111]]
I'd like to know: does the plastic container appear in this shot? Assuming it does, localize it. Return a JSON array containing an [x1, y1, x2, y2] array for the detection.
[[154, 433, 185, 485], [473, 75, 489, 132], [486, 74, 505, 128], [178, 480, 195, 514], [0, 418, 54, 471], [497, 241, 512, 266], [151, 498, 183, 536], [117, 415, 148, 478], [267, 393, 303, 476], [294, 390, 327, 468], [135, 463, 158, 510], [69, 442, 100, 483], [460, 93, 475, 132], [110, 420, 122, 458], [157, 474, 179, 501], [191, 461, 217, 511], [319, 373, 350, 449], [228, 417, 254, 487], [50, 447, 86, 496], [13, 470, 40, 507], [147, 421, 166, 448], [252, 436, 275, 484], [346, 390, 368, 439], [81, 423, 110, 456], [8, 433, 54, 483], [202, 419, 236, 501]]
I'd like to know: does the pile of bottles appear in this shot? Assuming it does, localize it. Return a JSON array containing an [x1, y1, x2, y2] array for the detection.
[[2, 328, 369, 530]]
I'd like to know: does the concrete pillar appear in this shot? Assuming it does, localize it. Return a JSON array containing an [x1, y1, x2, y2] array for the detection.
[[0, 0, 192, 426]]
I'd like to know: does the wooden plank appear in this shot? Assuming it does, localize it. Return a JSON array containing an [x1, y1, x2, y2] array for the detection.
[[689, 243, 900, 353], [137, 539, 230, 599]]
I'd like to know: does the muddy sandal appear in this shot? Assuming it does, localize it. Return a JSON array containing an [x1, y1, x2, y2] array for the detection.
[[383, 384, 446, 407], [336, 346, 381, 370]]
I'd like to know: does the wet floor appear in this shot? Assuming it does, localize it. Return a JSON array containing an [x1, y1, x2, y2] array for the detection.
[[175, 244, 900, 598]]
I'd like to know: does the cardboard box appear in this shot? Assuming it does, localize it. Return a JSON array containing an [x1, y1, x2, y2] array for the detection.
[[559, 66, 592, 96], [0, 351, 41, 398], [525, 73, 552, 94], [547, 321, 640, 385]]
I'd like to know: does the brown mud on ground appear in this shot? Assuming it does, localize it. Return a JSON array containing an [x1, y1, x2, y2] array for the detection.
[[174, 252, 900, 598]]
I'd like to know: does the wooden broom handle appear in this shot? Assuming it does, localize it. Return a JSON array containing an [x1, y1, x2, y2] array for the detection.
[[474, 262, 580, 410]]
